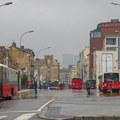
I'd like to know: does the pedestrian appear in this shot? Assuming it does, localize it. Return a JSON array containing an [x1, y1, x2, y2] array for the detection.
[[109, 82, 112, 94], [34, 78, 37, 94], [39, 81, 42, 89], [31, 78, 34, 89], [86, 81, 91, 95], [48, 84, 50, 92], [39, 81, 42, 92]]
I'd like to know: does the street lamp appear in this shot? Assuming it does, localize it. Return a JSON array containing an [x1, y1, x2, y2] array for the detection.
[[35, 47, 51, 80], [20, 30, 34, 48], [0, 2, 12, 7], [90, 47, 96, 80], [18, 30, 34, 91], [37, 47, 51, 58]]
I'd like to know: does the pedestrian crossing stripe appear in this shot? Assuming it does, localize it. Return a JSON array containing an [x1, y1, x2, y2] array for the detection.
[[0, 115, 7, 119], [14, 113, 36, 120], [0, 113, 36, 120]]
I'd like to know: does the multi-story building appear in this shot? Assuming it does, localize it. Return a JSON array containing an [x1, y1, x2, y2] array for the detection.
[[89, 19, 120, 79], [59, 68, 71, 87], [35, 55, 59, 82], [0, 42, 35, 79], [0, 46, 7, 64], [77, 46, 90, 82]]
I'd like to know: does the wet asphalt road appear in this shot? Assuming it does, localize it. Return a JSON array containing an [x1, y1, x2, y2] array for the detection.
[[0, 89, 53, 120], [43, 89, 120, 119], [0, 89, 120, 120]]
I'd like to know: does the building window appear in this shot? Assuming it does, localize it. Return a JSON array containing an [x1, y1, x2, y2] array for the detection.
[[90, 31, 101, 38], [106, 38, 116, 45], [94, 31, 101, 38]]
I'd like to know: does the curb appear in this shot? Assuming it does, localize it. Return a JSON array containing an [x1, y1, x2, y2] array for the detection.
[[40, 116, 120, 120], [38, 115, 58, 120], [18, 89, 33, 98], [74, 116, 120, 120]]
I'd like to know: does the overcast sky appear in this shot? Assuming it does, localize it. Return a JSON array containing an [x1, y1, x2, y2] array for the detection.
[[0, 0, 120, 63]]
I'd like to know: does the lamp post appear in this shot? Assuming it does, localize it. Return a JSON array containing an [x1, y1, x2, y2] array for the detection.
[[36, 47, 51, 79], [90, 47, 96, 80], [20, 30, 34, 48], [37, 47, 51, 58], [0, 2, 12, 7], [18, 30, 34, 91]]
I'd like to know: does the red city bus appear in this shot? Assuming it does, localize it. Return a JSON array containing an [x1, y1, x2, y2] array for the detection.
[[0, 64, 18, 99], [71, 78, 82, 89], [98, 72, 120, 93]]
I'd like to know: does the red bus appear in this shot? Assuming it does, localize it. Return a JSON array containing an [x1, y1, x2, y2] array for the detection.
[[98, 72, 120, 93], [71, 78, 82, 89], [0, 64, 18, 99]]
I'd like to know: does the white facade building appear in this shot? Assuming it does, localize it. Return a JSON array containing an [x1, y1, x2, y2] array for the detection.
[[94, 36, 118, 89], [94, 51, 118, 89]]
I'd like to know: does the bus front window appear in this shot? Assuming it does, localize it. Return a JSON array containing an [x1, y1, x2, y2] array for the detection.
[[104, 73, 119, 82]]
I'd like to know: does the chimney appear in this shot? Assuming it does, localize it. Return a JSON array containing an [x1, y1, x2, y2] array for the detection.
[[12, 42, 16, 47]]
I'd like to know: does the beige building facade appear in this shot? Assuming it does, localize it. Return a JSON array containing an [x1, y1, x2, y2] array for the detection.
[[0, 42, 35, 80], [77, 46, 90, 82], [59, 68, 71, 87], [35, 55, 59, 82]]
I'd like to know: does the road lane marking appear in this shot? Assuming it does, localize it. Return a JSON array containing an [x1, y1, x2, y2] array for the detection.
[[37, 98, 55, 112], [0, 99, 56, 114], [0, 98, 55, 114], [0, 98, 55, 119], [0, 110, 36, 114], [14, 113, 36, 120], [0, 115, 7, 119]]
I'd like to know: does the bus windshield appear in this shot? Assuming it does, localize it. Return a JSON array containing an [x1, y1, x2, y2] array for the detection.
[[104, 73, 119, 82]]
